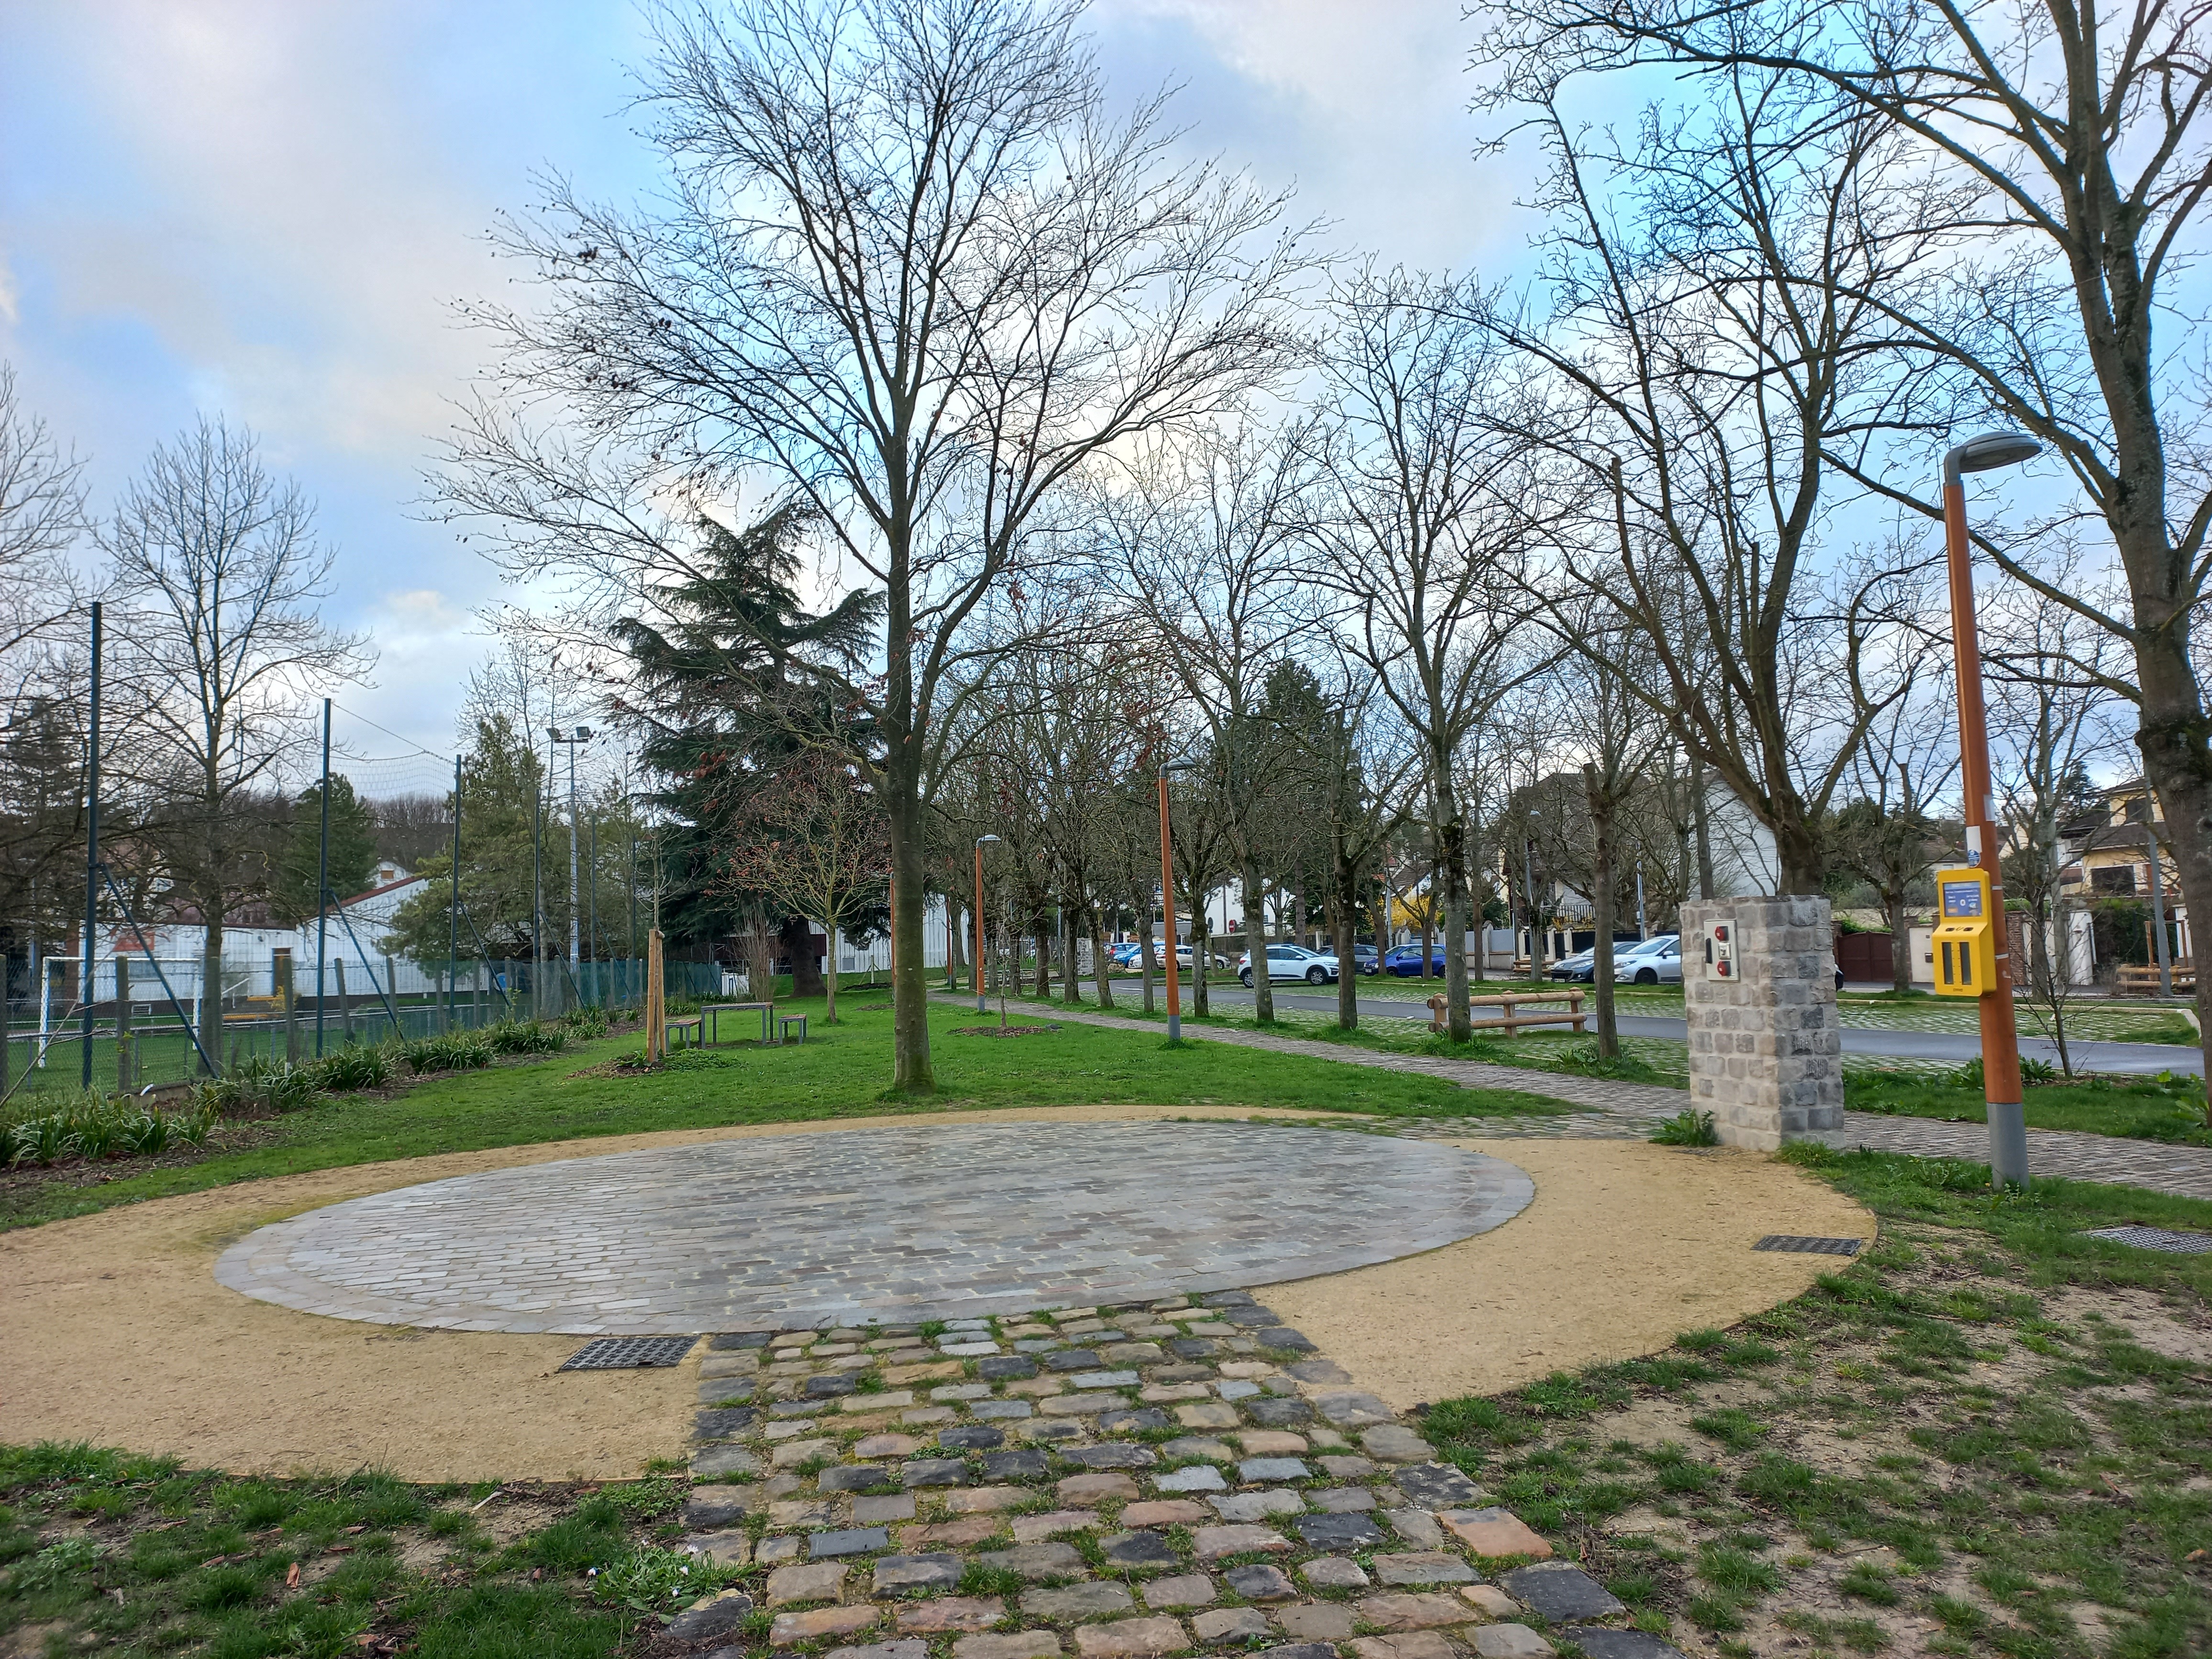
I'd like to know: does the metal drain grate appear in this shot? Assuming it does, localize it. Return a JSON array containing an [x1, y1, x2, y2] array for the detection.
[[1753, 1235, 1862, 1256], [558, 1336, 698, 1371], [2082, 1225, 2212, 1255]]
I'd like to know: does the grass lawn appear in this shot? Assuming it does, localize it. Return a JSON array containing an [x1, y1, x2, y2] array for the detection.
[[1418, 1148, 2212, 1657], [0, 996, 1575, 1232], [1851, 1069, 2212, 1147]]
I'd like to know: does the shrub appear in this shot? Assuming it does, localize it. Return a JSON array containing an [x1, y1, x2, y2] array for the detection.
[[1652, 1108, 1720, 1147], [116, 1110, 173, 1157], [311, 1045, 395, 1092], [197, 1053, 321, 1116], [589, 1545, 737, 1613], [399, 1031, 495, 1074], [9, 1111, 78, 1168], [487, 1020, 566, 1056]]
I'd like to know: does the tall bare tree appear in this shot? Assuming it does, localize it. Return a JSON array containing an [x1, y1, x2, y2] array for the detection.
[[440, 0, 1309, 1089], [0, 365, 85, 705], [103, 418, 372, 1070]]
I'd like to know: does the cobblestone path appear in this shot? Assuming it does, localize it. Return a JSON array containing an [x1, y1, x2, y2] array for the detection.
[[973, 997, 2212, 1200], [212, 1123, 1535, 1335], [661, 1292, 1677, 1659]]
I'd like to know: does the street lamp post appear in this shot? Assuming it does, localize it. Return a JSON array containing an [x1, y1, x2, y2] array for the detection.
[[1942, 430, 2042, 1189], [974, 835, 1001, 1012], [549, 728, 592, 985]]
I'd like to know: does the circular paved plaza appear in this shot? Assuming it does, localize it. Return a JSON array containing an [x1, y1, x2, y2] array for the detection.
[[213, 1121, 1534, 1335]]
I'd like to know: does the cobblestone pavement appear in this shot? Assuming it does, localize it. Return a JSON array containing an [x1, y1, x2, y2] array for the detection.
[[982, 997, 2212, 1199], [659, 1291, 1681, 1659], [212, 1123, 1535, 1335]]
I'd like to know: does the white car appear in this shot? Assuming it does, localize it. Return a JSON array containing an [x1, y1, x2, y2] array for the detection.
[[1238, 943, 1340, 985], [1172, 944, 1230, 972], [1614, 933, 1683, 984]]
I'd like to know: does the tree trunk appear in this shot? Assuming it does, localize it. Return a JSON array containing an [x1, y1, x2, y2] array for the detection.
[[824, 919, 840, 1023], [1092, 910, 1114, 1008], [1139, 907, 1156, 1014], [1332, 831, 1359, 1032], [1772, 813, 1823, 898], [1585, 766, 1619, 1057], [1438, 813, 1471, 1042], [782, 914, 825, 998], [2131, 640, 2212, 1083], [1055, 915, 1074, 1003], [1886, 881, 1913, 993], [199, 918, 224, 1076], [945, 895, 964, 990], [1241, 859, 1274, 1022], [1193, 913, 1212, 1016]]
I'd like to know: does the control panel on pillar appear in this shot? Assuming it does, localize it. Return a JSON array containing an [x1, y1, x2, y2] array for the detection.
[[1703, 918, 1736, 980], [1931, 867, 1996, 997]]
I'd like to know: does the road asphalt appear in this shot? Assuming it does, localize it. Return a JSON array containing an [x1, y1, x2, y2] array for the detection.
[[1187, 981, 2205, 1075]]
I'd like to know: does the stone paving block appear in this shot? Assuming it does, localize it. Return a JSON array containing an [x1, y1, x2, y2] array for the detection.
[[820, 1464, 893, 1492], [1295, 1513, 1388, 1551], [1299, 1557, 1370, 1591], [683, 1484, 753, 1530], [1153, 1466, 1227, 1493], [1256, 1327, 1316, 1352], [1312, 1391, 1397, 1428], [896, 1597, 1009, 1633], [1073, 1616, 1191, 1658], [1550, 1630, 1683, 1659], [1442, 1509, 1553, 1560], [903, 1518, 1006, 1548], [1016, 1422, 1085, 1444], [1236, 1458, 1309, 1483], [1099, 1408, 1172, 1434], [955, 1634, 1062, 1659], [695, 1445, 764, 1478], [975, 1399, 1036, 1420], [851, 1391, 917, 1412], [873, 1552, 964, 1594], [1168, 1338, 1220, 1360], [1043, 1392, 1126, 1417], [1140, 1384, 1212, 1403], [885, 1362, 965, 1384], [1073, 1370, 1141, 1388], [756, 1536, 804, 1565], [1174, 1403, 1241, 1430], [772, 1438, 836, 1470], [1394, 1463, 1485, 1508], [1285, 1358, 1352, 1386], [947, 1486, 1030, 1513], [1184, 1323, 1234, 1338], [1308, 1486, 1375, 1513], [682, 1528, 753, 1567], [905, 1407, 957, 1426], [1059, 1472, 1141, 1504], [1356, 1593, 1475, 1632], [1047, 1349, 1106, 1372], [1190, 1608, 1269, 1644], [825, 1641, 927, 1659], [1472, 1628, 1559, 1659], [1316, 1455, 1375, 1479], [666, 1588, 754, 1642], [772, 1499, 838, 1529], [771, 1605, 880, 1647], [940, 1425, 1006, 1450], [905, 1458, 970, 1487], [1360, 1425, 1433, 1463], [1123, 1500, 1208, 1527], [1244, 1397, 1311, 1428], [1349, 1634, 1457, 1659], [1065, 1444, 1157, 1471], [1215, 1380, 1261, 1401], [1236, 1432, 1308, 1456], [1012, 1511, 1100, 1544], [811, 1527, 891, 1559], [1191, 1524, 1290, 1561], [1103, 1343, 1166, 1363], [711, 1331, 774, 1350], [808, 1373, 862, 1398], [1494, 1564, 1621, 1622], [1221, 1564, 1295, 1601], [857, 1435, 925, 1459], [942, 1341, 1002, 1357], [980, 1356, 1040, 1380], [1100, 1531, 1180, 1569], [853, 1494, 917, 1524], [1277, 1603, 1359, 1642], [979, 1541, 1088, 1580], [1141, 1574, 1216, 1609], [1373, 1551, 1477, 1586], [766, 1561, 849, 1606], [982, 1449, 1053, 1482], [1384, 1510, 1445, 1549], [1161, 1437, 1234, 1461], [1023, 1584, 1135, 1620], [1208, 1490, 1302, 1521], [1460, 1585, 1517, 1617]]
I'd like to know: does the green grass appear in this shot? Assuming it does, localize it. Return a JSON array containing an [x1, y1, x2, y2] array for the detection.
[[1850, 1067, 2211, 1145], [1, 995, 1574, 1231], [1420, 1150, 2212, 1654]]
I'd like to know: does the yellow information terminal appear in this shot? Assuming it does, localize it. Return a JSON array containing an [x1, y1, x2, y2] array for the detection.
[[1931, 867, 1996, 997]]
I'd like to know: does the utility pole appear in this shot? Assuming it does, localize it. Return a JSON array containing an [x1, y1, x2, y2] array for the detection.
[[80, 601, 100, 1090], [315, 697, 331, 1057]]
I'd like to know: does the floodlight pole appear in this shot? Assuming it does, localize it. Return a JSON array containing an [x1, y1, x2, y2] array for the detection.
[[1943, 431, 2040, 1189]]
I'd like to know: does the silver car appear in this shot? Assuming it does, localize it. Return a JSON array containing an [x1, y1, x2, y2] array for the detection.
[[1614, 933, 1683, 984]]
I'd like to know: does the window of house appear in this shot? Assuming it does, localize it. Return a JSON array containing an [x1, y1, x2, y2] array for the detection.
[[2091, 864, 2139, 895]]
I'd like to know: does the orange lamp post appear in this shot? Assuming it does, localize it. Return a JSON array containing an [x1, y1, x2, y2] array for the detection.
[[1942, 430, 2041, 1188]]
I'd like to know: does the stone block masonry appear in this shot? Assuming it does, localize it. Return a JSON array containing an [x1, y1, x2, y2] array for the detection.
[[1681, 896, 1844, 1151]]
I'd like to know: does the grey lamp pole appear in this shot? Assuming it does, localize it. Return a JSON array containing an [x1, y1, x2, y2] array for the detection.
[[549, 728, 592, 983]]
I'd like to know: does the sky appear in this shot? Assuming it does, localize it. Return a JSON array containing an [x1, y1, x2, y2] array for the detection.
[[0, 0, 1544, 774]]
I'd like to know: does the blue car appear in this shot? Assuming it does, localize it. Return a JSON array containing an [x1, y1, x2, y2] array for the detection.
[[1351, 944, 1380, 975], [1382, 944, 1447, 977]]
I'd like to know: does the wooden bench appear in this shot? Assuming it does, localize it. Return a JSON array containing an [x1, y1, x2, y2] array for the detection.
[[776, 1014, 809, 1045], [2117, 963, 2196, 995], [667, 1015, 705, 1051], [1427, 990, 1587, 1036], [703, 1001, 774, 1045]]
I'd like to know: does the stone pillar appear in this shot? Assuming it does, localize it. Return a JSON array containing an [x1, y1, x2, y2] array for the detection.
[[1682, 896, 1843, 1150]]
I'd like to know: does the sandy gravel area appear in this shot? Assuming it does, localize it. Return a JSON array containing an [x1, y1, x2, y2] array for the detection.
[[0, 1106, 1870, 1481]]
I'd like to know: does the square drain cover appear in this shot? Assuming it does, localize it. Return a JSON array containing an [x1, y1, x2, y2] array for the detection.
[[1753, 1235, 1862, 1255], [2082, 1225, 2212, 1255], [559, 1336, 697, 1371]]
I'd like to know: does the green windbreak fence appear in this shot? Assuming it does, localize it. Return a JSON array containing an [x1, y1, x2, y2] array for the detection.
[[1, 956, 728, 1107]]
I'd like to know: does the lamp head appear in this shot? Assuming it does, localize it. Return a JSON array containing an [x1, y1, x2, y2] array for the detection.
[[1945, 431, 2042, 485], [977, 833, 1002, 847]]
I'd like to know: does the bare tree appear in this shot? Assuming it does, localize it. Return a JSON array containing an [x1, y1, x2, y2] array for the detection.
[[1298, 269, 1544, 1042], [1826, 667, 1959, 993], [103, 417, 372, 1070], [439, 0, 1309, 1090], [0, 365, 86, 705], [1480, 0, 2212, 1074]]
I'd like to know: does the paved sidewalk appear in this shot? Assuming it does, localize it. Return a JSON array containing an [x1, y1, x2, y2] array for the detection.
[[968, 995, 2212, 1202]]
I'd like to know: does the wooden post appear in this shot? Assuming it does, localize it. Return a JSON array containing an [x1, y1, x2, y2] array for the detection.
[[114, 952, 133, 1094], [276, 948, 298, 1063], [335, 957, 353, 1042], [646, 927, 666, 1061]]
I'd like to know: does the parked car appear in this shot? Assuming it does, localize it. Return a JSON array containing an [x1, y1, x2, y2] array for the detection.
[[1238, 943, 1340, 985], [1351, 944, 1380, 975], [1382, 943, 1447, 977], [1173, 944, 1230, 972], [1549, 947, 1598, 983], [1614, 933, 1683, 984], [1107, 941, 1145, 968]]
